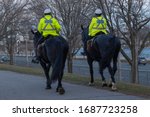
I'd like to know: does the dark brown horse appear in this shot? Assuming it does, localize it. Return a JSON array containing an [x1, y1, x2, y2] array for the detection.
[[81, 25, 121, 90], [31, 30, 69, 94]]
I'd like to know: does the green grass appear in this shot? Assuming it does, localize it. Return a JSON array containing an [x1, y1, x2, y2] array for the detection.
[[64, 73, 150, 99], [0, 64, 43, 76], [0, 64, 150, 99]]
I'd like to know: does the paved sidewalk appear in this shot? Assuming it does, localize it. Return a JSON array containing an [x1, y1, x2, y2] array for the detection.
[[0, 71, 145, 100]]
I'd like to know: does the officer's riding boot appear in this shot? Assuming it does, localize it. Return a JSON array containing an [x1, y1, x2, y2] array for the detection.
[[32, 36, 44, 63], [32, 48, 40, 64], [32, 44, 41, 64], [35, 47, 40, 63]]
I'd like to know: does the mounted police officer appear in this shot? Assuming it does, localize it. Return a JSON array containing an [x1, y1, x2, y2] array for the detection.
[[85, 8, 108, 52], [32, 8, 61, 63], [38, 8, 61, 40], [88, 8, 108, 39]]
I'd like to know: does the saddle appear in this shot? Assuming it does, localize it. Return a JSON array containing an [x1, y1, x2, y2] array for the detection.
[[87, 32, 105, 51], [37, 42, 46, 58], [36, 35, 54, 55], [37, 35, 58, 57], [87, 39, 94, 52]]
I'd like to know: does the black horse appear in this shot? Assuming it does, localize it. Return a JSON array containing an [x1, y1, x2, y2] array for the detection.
[[31, 30, 69, 94], [81, 25, 121, 90]]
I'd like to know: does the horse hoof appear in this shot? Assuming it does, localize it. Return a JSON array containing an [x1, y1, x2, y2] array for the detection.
[[57, 87, 65, 95], [108, 80, 112, 87], [102, 81, 107, 87], [45, 86, 51, 89], [102, 83, 107, 87], [89, 82, 94, 86], [111, 83, 117, 91], [111, 87, 117, 91], [109, 83, 112, 87]]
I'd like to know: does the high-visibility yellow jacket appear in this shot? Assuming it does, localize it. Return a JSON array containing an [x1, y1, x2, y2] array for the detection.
[[88, 16, 107, 36], [38, 15, 61, 37]]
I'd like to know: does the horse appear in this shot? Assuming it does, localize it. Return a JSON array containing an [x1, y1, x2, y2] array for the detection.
[[31, 30, 69, 94], [81, 25, 121, 90]]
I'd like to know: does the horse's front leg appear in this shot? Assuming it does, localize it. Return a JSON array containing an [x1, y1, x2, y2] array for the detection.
[[40, 61, 51, 89], [87, 57, 94, 86], [99, 62, 107, 87]]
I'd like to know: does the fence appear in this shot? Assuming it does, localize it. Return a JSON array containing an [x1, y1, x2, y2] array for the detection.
[[67, 64, 150, 87]]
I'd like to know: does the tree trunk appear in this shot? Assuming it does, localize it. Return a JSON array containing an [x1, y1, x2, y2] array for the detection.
[[131, 44, 139, 83], [67, 52, 73, 73], [10, 54, 13, 65], [9, 48, 14, 65]]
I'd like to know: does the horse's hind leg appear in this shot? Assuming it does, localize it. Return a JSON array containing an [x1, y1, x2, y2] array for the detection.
[[113, 49, 120, 76], [108, 48, 120, 90], [56, 66, 65, 94], [56, 48, 68, 95], [56, 72, 65, 95], [40, 62, 51, 89], [46, 64, 52, 89], [108, 65, 117, 91], [99, 63, 107, 87]]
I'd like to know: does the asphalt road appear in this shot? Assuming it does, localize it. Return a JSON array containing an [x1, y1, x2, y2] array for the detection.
[[0, 71, 145, 100]]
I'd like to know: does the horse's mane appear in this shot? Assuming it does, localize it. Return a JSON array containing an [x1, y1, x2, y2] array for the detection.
[[81, 26, 90, 43]]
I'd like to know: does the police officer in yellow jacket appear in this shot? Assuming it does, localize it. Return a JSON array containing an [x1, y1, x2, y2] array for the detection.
[[88, 8, 108, 39], [38, 8, 61, 38], [33, 8, 61, 63]]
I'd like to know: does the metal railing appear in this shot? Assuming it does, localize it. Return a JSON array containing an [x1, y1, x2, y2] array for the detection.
[[66, 64, 150, 86]]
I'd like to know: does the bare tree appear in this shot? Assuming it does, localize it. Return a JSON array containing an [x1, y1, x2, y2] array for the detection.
[[28, 0, 94, 73], [0, 0, 29, 64], [94, 0, 150, 83], [48, 0, 94, 73], [29, 0, 48, 19]]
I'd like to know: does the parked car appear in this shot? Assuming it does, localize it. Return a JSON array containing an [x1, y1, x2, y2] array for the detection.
[[0, 56, 10, 63], [138, 57, 147, 65]]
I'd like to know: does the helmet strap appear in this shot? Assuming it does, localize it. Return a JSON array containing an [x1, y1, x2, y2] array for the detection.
[[95, 14, 101, 17], [44, 13, 51, 16]]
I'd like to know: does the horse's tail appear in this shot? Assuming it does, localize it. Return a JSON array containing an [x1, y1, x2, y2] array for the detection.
[[112, 37, 121, 74], [96, 35, 117, 67], [51, 42, 64, 83]]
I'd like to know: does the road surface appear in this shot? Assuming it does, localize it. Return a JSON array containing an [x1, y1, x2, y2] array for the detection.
[[0, 71, 145, 100]]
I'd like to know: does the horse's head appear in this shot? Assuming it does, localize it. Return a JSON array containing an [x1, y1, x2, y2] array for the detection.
[[31, 27, 42, 47], [81, 25, 90, 44], [81, 25, 90, 53]]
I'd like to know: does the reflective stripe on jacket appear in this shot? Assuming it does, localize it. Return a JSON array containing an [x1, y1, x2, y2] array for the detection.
[[38, 15, 61, 37], [88, 16, 107, 36]]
